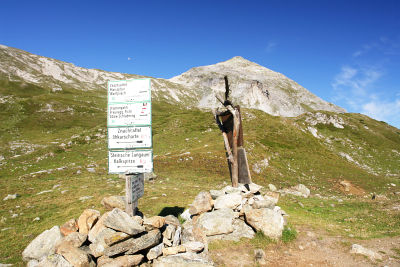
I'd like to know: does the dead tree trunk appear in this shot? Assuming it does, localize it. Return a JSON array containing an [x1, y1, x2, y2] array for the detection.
[[214, 76, 252, 187]]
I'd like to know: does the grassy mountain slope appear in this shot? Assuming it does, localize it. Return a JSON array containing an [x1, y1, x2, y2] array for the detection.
[[0, 78, 399, 264]]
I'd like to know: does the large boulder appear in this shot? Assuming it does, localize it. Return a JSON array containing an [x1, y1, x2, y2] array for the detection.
[[89, 228, 116, 258], [153, 252, 214, 267], [58, 232, 87, 248], [189, 192, 213, 216], [103, 208, 145, 235], [104, 229, 161, 257], [195, 208, 235, 236], [213, 193, 242, 210], [36, 254, 73, 267], [22, 226, 63, 262], [245, 208, 284, 239], [101, 196, 125, 211], [207, 219, 255, 242], [56, 242, 95, 267], [88, 212, 109, 242]]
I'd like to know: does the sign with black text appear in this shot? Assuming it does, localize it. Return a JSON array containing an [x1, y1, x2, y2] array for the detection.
[[108, 126, 152, 149], [108, 150, 153, 174]]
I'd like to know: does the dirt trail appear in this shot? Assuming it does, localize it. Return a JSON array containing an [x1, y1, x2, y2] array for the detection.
[[209, 225, 400, 267]]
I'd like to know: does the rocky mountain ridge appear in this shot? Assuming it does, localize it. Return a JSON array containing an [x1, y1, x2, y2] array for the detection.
[[0, 44, 344, 117]]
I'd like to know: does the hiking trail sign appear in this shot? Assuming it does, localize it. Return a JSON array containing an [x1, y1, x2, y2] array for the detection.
[[107, 78, 153, 174], [107, 78, 152, 216]]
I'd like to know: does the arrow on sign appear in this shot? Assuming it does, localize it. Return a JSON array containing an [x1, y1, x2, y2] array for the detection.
[[116, 141, 144, 144]]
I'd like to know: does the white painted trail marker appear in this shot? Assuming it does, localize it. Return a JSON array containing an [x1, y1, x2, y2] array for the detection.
[[108, 126, 152, 149], [108, 150, 153, 174], [108, 79, 151, 103], [108, 102, 151, 127]]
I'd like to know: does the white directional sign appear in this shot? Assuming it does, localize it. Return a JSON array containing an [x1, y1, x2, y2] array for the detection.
[[108, 79, 151, 103], [108, 150, 153, 174], [108, 126, 152, 149], [108, 102, 151, 127]]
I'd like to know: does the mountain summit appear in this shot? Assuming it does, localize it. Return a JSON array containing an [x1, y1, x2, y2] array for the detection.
[[170, 56, 345, 116], [0, 45, 344, 117]]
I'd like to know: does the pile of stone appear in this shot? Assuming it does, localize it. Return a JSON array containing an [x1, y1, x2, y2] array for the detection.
[[180, 183, 287, 246], [22, 182, 287, 266], [22, 207, 212, 266]]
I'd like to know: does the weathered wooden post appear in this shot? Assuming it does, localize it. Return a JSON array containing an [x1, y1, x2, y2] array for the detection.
[[107, 79, 153, 216], [214, 76, 252, 187]]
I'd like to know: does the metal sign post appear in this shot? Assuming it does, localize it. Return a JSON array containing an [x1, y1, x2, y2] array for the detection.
[[107, 78, 152, 216]]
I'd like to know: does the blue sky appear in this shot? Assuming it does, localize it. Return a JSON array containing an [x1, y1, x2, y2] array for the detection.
[[1, 0, 400, 128]]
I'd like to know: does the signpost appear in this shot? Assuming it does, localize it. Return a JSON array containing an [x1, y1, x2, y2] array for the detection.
[[107, 78, 152, 216]]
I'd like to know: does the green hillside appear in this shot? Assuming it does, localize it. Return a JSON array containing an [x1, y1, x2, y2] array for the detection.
[[0, 78, 399, 264]]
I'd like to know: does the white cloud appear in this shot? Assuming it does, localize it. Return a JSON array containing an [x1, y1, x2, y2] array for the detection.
[[127, 57, 132, 61], [331, 37, 400, 128], [332, 65, 382, 97], [361, 99, 400, 124]]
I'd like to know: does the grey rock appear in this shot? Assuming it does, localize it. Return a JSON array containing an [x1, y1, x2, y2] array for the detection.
[[293, 184, 310, 198], [56, 242, 95, 267], [268, 184, 277, 192], [180, 209, 192, 222], [181, 222, 195, 244], [207, 219, 254, 242], [103, 232, 130, 246], [89, 228, 116, 258], [22, 226, 63, 262], [182, 241, 205, 253], [60, 232, 87, 248], [350, 244, 382, 261], [163, 224, 176, 240], [254, 249, 267, 265], [173, 226, 182, 246], [245, 208, 284, 239], [214, 193, 242, 210], [101, 196, 125, 211], [104, 229, 161, 256], [3, 194, 20, 201], [189, 192, 213, 216], [88, 212, 109, 242], [103, 208, 145, 235], [153, 252, 214, 267], [238, 183, 262, 194], [195, 209, 235, 236], [165, 215, 180, 226], [209, 189, 224, 200], [36, 254, 73, 267], [221, 185, 241, 195], [252, 195, 277, 209], [147, 243, 164, 260]]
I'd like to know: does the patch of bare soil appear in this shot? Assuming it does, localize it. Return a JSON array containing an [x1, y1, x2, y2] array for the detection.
[[209, 225, 400, 267], [337, 180, 366, 196]]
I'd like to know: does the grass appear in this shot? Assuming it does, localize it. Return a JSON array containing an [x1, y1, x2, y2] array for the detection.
[[250, 231, 275, 248], [0, 78, 400, 264], [281, 225, 297, 243]]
